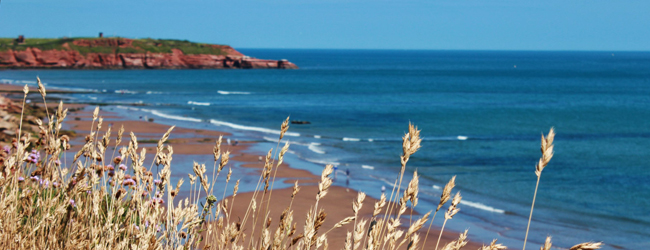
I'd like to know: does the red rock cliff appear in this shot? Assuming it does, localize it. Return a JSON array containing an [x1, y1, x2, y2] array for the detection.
[[0, 39, 298, 69]]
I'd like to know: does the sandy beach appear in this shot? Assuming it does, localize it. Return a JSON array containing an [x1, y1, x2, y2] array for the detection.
[[1, 83, 483, 249]]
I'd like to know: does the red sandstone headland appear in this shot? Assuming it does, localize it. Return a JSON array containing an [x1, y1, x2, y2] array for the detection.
[[0, 37, 298, 69]]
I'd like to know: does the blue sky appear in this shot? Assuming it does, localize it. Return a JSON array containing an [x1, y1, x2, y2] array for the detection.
[[1, 0, 649, 51]]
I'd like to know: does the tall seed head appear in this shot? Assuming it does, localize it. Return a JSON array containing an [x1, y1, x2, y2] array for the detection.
[[373, 193, 387, 217], [569, 242, 603, 250], [280, 116, 290, 140], [438, 175, 456, 211], [116, 125, 124, 146], [352, 192, 366, 214], [445, 191, 462, 220], [93, 106, 99, 121], [213, 136, 222, 161], [540, 236, 552, 250], [480, 239, 507, 250], [292, 180, 300, 198], [535, 127, 555, 177], [219, 151, 230, 172], [233, 180, 240, 196], [37, 76, 46, 98], [405, 171, 419, 206]]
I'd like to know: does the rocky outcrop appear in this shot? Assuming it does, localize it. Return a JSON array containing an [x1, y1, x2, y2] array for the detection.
[[0, 39, 298, 69]]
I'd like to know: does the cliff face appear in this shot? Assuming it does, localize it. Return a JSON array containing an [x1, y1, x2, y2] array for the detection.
[[0, 38, 298, 69]]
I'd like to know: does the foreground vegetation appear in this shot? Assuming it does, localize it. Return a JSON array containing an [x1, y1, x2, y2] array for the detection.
[[0, 79, 603, 249], [0, 37, 230, 55]]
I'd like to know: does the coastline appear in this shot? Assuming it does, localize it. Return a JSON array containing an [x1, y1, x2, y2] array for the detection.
[[1, 49, 644, 249], [0, 82, 483, 248]]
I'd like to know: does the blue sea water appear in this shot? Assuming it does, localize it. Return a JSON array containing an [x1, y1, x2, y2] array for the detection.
[[2, 50, 650, 249]]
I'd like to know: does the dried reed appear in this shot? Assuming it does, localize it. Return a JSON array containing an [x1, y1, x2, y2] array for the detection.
[[0, 79, 604, 250]]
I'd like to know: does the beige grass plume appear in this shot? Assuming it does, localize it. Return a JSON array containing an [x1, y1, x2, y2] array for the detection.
[[523, 128, 555, 250], [535, 128, 555, 177], [446, 191, 462, 220], [540, 236, 552, 250], [213, 135, 222, 161], [569, 242, 603, 250], [480, 239, 507, 250], [36, 77, 50, 121], [438, 176, 456, 212], [280, 116, 290, 140], [352, 192, 366, 215], [292, 180, 300, 198], [422, 175, 456, 250], [435, 191, 462, 250], [317, 165, 334, 200], [439, 229, 468, 250], [373, 193, 387, 217]]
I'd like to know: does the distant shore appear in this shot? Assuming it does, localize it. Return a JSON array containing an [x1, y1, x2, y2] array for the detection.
[[0, 37, 298, 69]]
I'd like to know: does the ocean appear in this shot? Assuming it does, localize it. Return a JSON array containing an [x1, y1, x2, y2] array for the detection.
[[2, 49, 649, 249]]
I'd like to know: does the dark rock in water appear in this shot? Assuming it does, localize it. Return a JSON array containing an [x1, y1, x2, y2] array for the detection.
[[291, 120, 311, 125]]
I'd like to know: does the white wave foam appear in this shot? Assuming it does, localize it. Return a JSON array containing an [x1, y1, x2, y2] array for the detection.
[[116, 106, 140, 111], [210, 119, 300, 137], [308, 143, 326, 154], [369, 175, 397, 187], [188, 101, 210, 106], [314, 135, 321, 139], [305, 158, 339, 166], [343, 137, 361, 142], [368, 138, 374, 142], [457, 136, 468, 140], [262, 136, 279, 142], [115, 89, 138, 94], [361, 165, 374, 170], [218, 90, 251, 95], [432, 185, 442, 190], [460, 200, 505, 214], [150, 110, 202, 123], [1, 78, 102, 92], [146, 91, 164, 94]]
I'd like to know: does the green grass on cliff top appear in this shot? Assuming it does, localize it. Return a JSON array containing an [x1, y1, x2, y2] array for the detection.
[[0, 37, 229, 55]]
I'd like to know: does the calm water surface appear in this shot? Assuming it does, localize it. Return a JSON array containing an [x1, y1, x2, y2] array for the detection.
[[2, 50, 649, 249]]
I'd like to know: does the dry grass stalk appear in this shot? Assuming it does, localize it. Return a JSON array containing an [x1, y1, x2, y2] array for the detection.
[[372, 193, 386, 217], [352, 219, 367, 250], [440, 229, 468, 250], [480, 239, 507, 250], [408, 233, 421, 250], [395, 211, 430, 250], [422, 175, 456, 250], [540, 236, 552, 250], [569, 242, 603, 250], [523, 128, 555, 250], [0, 81, 606, 250], [378, 123, 421, 244], [435, 191, 462, 250], [345, 231, 353, 250]]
